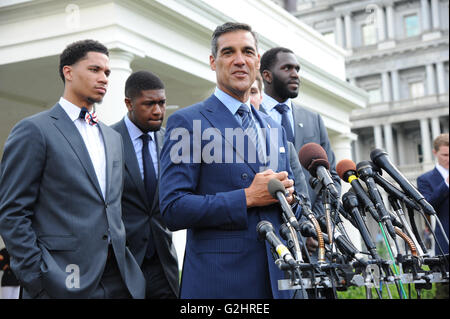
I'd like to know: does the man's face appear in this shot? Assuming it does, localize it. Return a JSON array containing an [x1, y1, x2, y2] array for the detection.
[[63, 51, 110, 108], [210, 30, 260, 102], [433, 145, 449, 169], [249, 80, 263, 110], [267, 51, 300, 101], [126, 89, 166, 133]]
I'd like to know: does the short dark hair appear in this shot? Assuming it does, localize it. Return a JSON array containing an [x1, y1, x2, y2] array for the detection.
[[260, 47, 294, 76], [125, 71, 165, 100], [59, 39, 109, 83], [211, 22, 258, 58]]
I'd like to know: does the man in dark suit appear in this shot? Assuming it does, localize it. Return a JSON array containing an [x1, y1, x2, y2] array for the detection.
[[111, 71, 179, 299], [159, 22, 297, 298], [417, 133, 449, 256], [0, 40, 145, 298], [259, 47, 341, 221]]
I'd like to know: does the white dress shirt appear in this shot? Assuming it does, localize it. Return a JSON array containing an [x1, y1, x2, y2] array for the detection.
[[124, 114, 158, 179], [59, 97, 107, 199]]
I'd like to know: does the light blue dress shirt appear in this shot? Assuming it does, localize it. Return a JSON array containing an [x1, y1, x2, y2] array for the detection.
[[261, 93, 295, 133]]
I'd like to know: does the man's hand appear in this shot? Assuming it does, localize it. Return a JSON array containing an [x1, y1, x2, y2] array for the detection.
[[244, 169, 294, 208]]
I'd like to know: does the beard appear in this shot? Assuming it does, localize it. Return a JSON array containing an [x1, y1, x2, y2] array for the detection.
[[87, 96, 103, 105], [273, 75, 299, 100]]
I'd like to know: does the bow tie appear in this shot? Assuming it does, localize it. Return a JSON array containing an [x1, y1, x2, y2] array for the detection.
[[79, 107, 98, 126]]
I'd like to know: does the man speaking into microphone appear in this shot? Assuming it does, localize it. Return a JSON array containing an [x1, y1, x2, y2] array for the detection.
[[159, 22, 297, 299]]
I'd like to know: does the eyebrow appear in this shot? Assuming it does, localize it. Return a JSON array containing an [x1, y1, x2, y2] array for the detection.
[[219, 45, 256, 54]]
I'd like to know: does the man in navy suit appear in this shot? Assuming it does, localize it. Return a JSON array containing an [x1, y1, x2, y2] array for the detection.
[[417, 133, 449, 256], [159, 22, 297, 298], [111, 71, 179, 299]]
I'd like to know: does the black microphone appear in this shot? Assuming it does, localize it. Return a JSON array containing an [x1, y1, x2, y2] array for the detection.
[[298, 143, 339, 198], [257, 220, 297, 268], [342, 190, 381, 261], [336, 159, 381, 223], [356, 161, 397, 240], [370, 148, 436, 216], [369, 161, 421, 211], [268, 178, 299, 230]]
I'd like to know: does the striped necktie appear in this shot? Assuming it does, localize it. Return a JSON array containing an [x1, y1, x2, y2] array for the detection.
[[79, 107, 98, 126], [274, 103, 294, 143], [237, 104, 266, 164]]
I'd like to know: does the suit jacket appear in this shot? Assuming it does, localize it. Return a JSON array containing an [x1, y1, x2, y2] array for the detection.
[[417, 167, 449, 254], [260, 103, 342, 215], [159, 94, 295, 299], [0, 103, 145, 298], [111, 119, 179, 297]]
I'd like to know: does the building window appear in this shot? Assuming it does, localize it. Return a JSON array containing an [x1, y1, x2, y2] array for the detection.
[[367, 88, 382, 104], [322, 31, 335, 45], [404, 14, 420, 37], [409, 81, 425, 98], [361, 24, 377, 45]]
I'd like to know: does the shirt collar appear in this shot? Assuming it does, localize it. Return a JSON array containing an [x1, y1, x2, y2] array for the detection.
[[436, 163, 449, 177], [262, 93, 292, 112], [214, 87, 251, 115], [124, 114, 155, 142], [59, 97, 86, 122]]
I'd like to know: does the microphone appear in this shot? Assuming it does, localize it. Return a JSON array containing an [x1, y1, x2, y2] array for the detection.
[[356, 160, 397, 240], [336, 159, 381, 223], [257, 220, 297, 268], [369, 161, 421, 211], [370, 148, 436, 216], [298, 143, 339, 198], [342, 190, 381, 261], [268, 178, 299, 230]]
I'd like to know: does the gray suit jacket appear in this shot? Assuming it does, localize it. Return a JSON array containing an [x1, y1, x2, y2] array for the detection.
[[0, 103, 145, 298], [111, 119, 179, 297], [290, 103, 341, 214]]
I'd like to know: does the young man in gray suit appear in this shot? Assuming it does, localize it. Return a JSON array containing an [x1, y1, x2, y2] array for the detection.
[[111, 71, 179, 299], [0, 40, 145, 299]]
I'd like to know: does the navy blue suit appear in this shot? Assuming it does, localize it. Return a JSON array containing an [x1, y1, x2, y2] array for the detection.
[[159, 94, 295, 299], [417, 168, 449, 255]]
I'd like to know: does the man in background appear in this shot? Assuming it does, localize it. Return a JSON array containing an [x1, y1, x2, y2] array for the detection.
[[111, 71, 179, 299]]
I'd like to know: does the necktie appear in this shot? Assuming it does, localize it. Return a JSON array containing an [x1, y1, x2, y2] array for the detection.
[[237, 104, 266, 164], [79, 107, 98, 126], [274, 103, 294, 143], [140, 134, 157, 259]]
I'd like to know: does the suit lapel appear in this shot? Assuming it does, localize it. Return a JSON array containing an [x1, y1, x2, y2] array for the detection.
[[199, 95, 259, 173], [115, 119, 150, 210], [98, 122, 115, 203], [291, 104, 305, 151], [51, 104, 104, 200]]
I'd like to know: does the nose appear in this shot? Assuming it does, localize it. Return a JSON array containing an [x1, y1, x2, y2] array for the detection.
[[152, 103, 163, 115], [98, 71, 108, 84], [233, 52, 245, 66]]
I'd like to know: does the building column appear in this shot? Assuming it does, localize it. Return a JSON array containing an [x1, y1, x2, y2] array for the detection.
[[383, 123, 396, 164], [386, 4, 396, 40], [381, 71, 391, 102], [391, 69, 400, 101], [420, 118, 433, 164], [421, 0, 431, 32], [436, 61, 447, 94], [376, 5, 386, 42], [430, 0, 441, 30], [396, 126, 406, 166], [96, 49, 134, 125], [335, 15, 344, 48], [374, 125, 384, 149], [426, 63, 436, 96], [344, 13, 353, 49], [431, 116, 441, 140]]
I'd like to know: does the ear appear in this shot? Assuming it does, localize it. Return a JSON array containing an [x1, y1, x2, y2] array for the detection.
[[262, 69, 272, 84], [63, 65, 73, 82], [124, 98, 133, 112], [209, 55, 216, 71]]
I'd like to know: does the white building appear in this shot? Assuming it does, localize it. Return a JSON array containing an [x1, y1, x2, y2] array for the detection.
[[0, 0, 367, 292]]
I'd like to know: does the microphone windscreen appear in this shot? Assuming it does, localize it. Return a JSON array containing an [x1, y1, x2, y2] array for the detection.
[[267, 178, 285, 199], [298, 143, 329, 176], [336, 159, 356, 180]]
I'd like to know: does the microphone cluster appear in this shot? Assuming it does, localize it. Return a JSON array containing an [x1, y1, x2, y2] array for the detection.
[[256, 143, 449, 299]]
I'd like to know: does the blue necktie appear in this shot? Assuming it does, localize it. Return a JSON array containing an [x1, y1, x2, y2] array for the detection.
[[237, 104, 266, 164], [140, 134, 157, 258], [274, 103, 294, 143]]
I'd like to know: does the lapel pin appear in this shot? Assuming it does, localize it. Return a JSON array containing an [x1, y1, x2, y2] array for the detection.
[[298, 123, 303, 128], [267, 123, 271, 129]]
